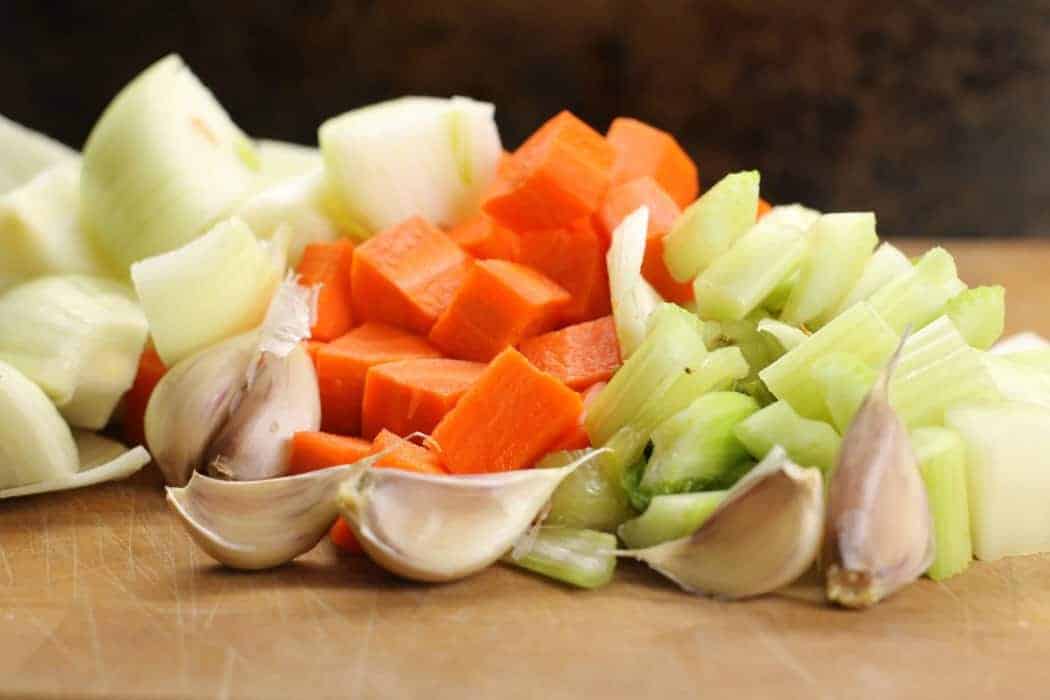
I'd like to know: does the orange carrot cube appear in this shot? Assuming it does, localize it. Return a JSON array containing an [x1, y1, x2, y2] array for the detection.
[[607, 117, 699, 208], [295, 239, 355, 341], [289, 432, 373, 474], [517, 217, 611, 325], [518, 315, 622, 391]]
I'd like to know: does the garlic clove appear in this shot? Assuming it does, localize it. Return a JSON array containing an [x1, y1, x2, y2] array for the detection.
[[338, 452, 597, 583], [144, 331, 256, 486], [166, 461, 366, 570], [626, 446, 825, 599], [824, 339, 935, 608], [205, 344, 321, 481]]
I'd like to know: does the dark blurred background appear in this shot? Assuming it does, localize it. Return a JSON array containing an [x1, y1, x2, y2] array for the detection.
[[3, 1, 1048, 237]]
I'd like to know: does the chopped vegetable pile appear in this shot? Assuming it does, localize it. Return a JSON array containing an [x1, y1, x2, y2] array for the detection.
[[2, 53, 1049, 608]]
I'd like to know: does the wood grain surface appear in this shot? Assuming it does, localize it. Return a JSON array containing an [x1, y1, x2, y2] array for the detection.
[[1, 239, 1048, 700]]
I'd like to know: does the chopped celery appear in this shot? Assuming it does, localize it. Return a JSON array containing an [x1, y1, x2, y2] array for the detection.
[[812, 352, 876, 433], [759, 302, 898, 421], [758, 203, 821, 233], [704, 316, 779, 380], [0, 275, 148, 430], [868, 247, 966, 333], [757, 318, 808, 353], [781, 212, 878, 327], [540, 451, 636, 532], [762, 269, 798, 313], [618, 491, 727, 549], [826, 242, 912, 320], [254, 139, 321, 188], [0, 113, 78, 195], [911, 427, 972, 580], [504, 527, 617, 589], [641, 392, 759, 497], [982, 353, 1050, 409], [945, 286, 1005, 350], [608, 206, 663, 357], [692, 216, 807, 321], [733, 401, 840, 474], [585, 303, 707, 446], [663, 171, 760, 282], [946, 403, 1050, 561]]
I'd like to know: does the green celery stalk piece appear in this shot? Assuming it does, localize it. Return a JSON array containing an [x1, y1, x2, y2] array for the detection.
[[692, 217, 808, 321], [781, 212, 878, 327], [757, 318, 809, 353], [911, 427, 973, 580], [663, 171, 759, 283], [945, 285, 1005, 350], [868, 247, 966, 334], [704, 315, 779, 380], [733, 400, 841, 474], [826, 242, 912, 320], [618, 491, 727, 549], [812, 352, 876, 433], [504, 527, 617, 589], [641, 391, 759, 495], [762, 269, 798, 314], [759, 302, 898, 421], [539, 450, 636, 532]]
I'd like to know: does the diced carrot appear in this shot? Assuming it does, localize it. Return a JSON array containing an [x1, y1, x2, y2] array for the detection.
[[757, 197, 773, 219], [516, 217, 611, 325], [370, 429, 447, 474], [547, 421, 591, 452], [597, 176, 692, 303], [448, 213, 521, 261], [484, 111, 615, 232], [518, 316, 622, 391], [315, 323, 441, 435], [432, 347, 584, 474], [361, 358, 486, 440], [351, 216, 473, 335], [607, 117, 699, 208], [289, 431, 372, 475], [121, 345, 167, 448], [329, 518, 364, 554], [429, 260, 571, 362], [295, 240, 355, 341]]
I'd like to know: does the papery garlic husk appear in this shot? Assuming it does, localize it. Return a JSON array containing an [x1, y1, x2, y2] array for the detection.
[[626, 446, 824, 599], [824, 341, 935, 609], [338, 453, 597, 583], [167, 460, 366, 570]]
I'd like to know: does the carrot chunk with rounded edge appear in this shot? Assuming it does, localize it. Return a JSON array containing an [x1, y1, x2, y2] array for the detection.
[[484, 111, 615, 232], [315, 323, 441, 435], [361, 358, 486, 440], [429, 260, 571, 362], [448, 214, 521, 261], [432, 347, 584, 474], [351, 217, 473, 335], [295, 240, 355, 341], [518, 316, 622, 391], [597, 176, 692, 303], [757, 198, 773, 219], [290, 432, 372, 474], [548, 422, 591, 452], [607, 117, 699, 208], [517, 217, 611, 325], [122, 345, 167, 448], [329, 518, 363, 554], [370, 429, 447, 474]]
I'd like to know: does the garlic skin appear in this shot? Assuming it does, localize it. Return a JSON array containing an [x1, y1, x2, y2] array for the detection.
[[338, 456, 594, 583], [825, 344, 935, 608], [627, 446, 824, 599], [205, 344, 321, 481]]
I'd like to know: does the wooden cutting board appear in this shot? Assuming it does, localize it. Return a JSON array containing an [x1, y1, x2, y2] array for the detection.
[[2, 239, 1049, 700]]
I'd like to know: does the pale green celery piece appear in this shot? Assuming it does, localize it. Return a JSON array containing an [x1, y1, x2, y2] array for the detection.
[[540, 451, 636, 532], [868, 247, 966, 334], [757, 318, 809, 353], [982, 353, 1050, 409], [912, 427, 972, 580], [641, 392, 759, 495], [692, 217, 808, 321], [759, 302, 898, 421], [663, 171, 760, 282], [812, 352, 876, 433], [945, 285, 1005, 350], [504, 527, 617, 589], [733, 400, 841, 474], [757, 203, 821, 233], [599, 347, 750, 481], [890, 316, 1001, 427], [618, 491, 728, 549], [585, 303, 707, 446], [762, 269, 798, 313], [704, 316, 778, 380], [781, 212, 878, 327], [826, 242, 912, 320]]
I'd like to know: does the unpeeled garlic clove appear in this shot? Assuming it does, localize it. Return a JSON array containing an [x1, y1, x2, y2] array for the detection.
[[824, 340, 935, 609], [338, 452, 597, 583], [626, 446, 825, 599]]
